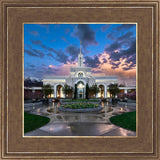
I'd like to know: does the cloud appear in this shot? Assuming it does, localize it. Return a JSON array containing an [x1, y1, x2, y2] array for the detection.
[[90, 52, 136, 86], [104, 27, 136, 70], [47, 53, 54, 58], [105, 42, 121, 53], [38, 24, 50, 33], [47, 52, 69, 64], [65, 28, 70, 34], [84, 55, 101, 68], [110, 61, 121, 69], [106, 32, 116, 40], [72, 24, 98, 48], [29, 64, 35, 68], [61, 37, 69, 43], [65, 44, 80, 61], [118, 31, 133, 41], [114, 24, 135, 31], [107, 40, 136, 67], [103, 58, 107, 63], [40, 44, 69, 64], [118, 31, 135, 47], [101, 24, 111, 32], [24, 49, 44, 58], [31, 39, 42, 45], [29, 31, 39, 36]]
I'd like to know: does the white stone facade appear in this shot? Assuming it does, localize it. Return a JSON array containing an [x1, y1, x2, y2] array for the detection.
[[42, 50, 118, 98]]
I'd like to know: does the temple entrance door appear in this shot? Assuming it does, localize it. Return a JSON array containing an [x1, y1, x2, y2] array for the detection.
[[77, 81, 85, 99], [79, 93, 82, 98]]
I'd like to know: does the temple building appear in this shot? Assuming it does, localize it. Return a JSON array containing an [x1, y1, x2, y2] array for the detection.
[[42, 45, 120, 99]]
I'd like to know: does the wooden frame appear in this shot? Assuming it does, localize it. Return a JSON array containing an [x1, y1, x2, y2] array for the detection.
[[0, 0, 159, 159]]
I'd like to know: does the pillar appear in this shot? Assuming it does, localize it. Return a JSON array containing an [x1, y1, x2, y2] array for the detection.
[[124, 89, 127, 94], [104, 86, 107, 98], [54, 85, 57, 98]]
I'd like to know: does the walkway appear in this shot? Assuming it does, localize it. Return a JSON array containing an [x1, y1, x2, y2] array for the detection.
[[24, 102, 136, 136], [24, 122, 136, 136]]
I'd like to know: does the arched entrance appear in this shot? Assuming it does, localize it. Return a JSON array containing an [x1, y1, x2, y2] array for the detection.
[[98, 84, 105, 98], [77, 81, 85, 99], [56, 84, 64, 98]]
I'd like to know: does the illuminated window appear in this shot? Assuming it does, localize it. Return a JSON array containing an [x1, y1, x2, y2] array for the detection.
[[78, 73, 83, 77]]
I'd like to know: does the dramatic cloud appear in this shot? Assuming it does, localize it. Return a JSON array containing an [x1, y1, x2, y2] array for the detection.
[[40, 44, 69, 63], [118, 31, 133, 41], [24, 24, 136, 86], [90, 52, 136, 86], [72, 24, 98, 48], [46, 51, 69, 64], [110, 61, 121, 69], [31, 39, 42, 45], [24, 48, 44, 58], [105, 42, 121, 52], [65, 44, 80, 61], [84, 55, 101, 68], [105, 28, 136, 71]]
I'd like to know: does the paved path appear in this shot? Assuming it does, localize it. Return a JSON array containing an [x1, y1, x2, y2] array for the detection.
[[24, 122, 136, 136], [24, 102, 136, 136]]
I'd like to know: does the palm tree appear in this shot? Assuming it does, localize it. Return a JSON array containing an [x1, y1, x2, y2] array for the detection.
[[42, 84, 53, 98], [62, 84, 73, 98]]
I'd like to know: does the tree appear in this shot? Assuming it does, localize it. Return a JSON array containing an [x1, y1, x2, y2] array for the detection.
[[119, 83, 126, 87], [108, 83, 120, 98], [62, 84, 73, 98], [85, 83, 89, 99], [89, 84, 100, 97], [42, 84, 53, 98], [74, 84, 77, 99]]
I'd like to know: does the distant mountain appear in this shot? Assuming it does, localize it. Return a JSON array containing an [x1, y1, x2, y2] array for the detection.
[[24, 77, 43, 87]]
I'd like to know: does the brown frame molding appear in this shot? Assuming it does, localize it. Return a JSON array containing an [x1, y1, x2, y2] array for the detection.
[[0, 0, 160, 159]]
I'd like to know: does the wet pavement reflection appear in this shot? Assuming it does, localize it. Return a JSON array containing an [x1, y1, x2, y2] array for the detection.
[[24, 101, 136, 136]]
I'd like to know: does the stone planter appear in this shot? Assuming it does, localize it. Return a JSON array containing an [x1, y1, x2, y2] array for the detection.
[[58, 105, 102, 113]]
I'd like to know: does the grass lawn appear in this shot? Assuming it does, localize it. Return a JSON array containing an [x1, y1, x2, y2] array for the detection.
[[110, 111, 136, 132], [24, 112, 50, 133]]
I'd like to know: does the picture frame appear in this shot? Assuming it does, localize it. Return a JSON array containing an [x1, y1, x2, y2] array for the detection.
[[0, 0, 159, 159]]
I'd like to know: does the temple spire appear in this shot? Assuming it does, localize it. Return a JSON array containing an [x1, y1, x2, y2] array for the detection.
[[78, 41, 83, 67], [80, 41, 82, 54]]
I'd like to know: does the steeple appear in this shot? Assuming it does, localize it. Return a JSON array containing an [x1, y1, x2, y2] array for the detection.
[[78, 41, 83, 67], [80, 41, 82, 55]]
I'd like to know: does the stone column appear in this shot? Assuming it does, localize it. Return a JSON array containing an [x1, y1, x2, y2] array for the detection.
[[104, 86, 107, 98], [54, 85, 57, 98], [124, 89, 127, 94]]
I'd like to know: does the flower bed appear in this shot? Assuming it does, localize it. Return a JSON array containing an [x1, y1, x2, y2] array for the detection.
[[60, 99, 101, 105], [58, 103, 102, 113]]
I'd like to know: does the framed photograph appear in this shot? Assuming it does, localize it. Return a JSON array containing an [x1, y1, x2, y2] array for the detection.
[[0, 0, 160, 159]]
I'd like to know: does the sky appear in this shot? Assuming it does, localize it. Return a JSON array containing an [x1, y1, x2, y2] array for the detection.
[[24, 23, 136, 86]]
